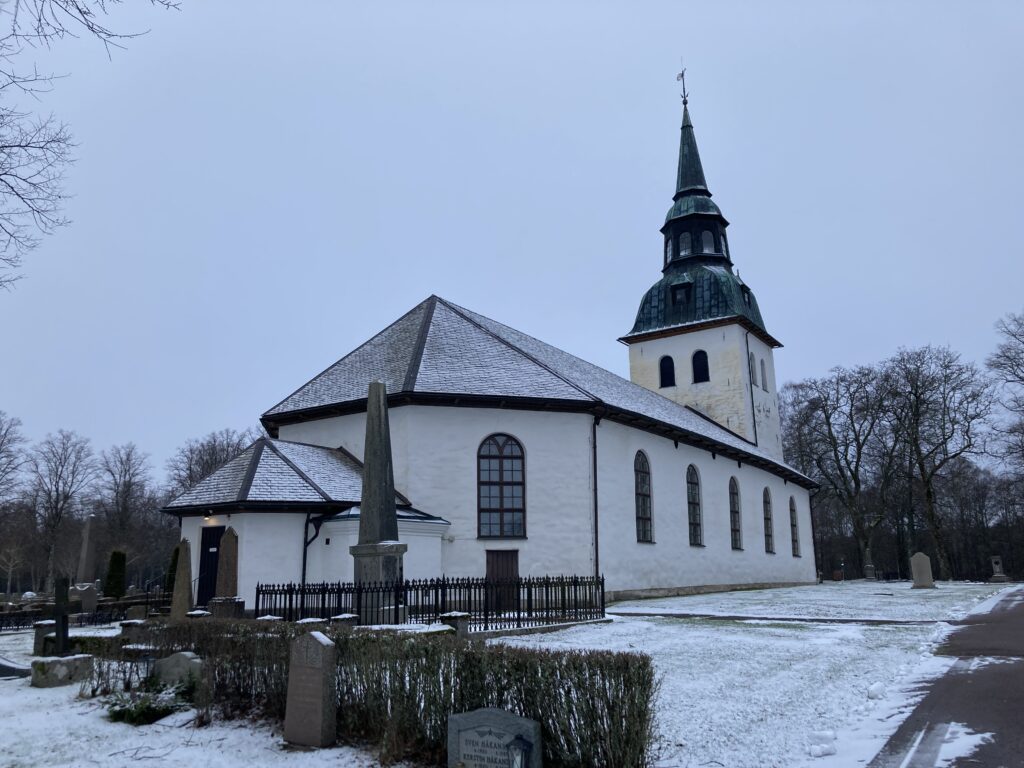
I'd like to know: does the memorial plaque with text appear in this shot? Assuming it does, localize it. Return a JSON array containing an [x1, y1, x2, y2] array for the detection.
[[448, 708, 541, 768]]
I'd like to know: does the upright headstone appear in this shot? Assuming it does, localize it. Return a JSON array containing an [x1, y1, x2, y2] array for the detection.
[[53, 578, 70, 655], [214, 527, 239, 598], [910, 552, 936, 589], [70, 584, 97, 614], [349, 381, 407, 585], [989, 555, 1010, 583], [447, 708, 542, 768], [170, 539, 194, 621], [76, 515, 97, 585], [283, 632, 337, 748]]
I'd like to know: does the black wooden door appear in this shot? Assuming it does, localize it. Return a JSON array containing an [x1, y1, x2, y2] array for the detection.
[[197, 526, 225, 606], [486, 550, 519, 613]]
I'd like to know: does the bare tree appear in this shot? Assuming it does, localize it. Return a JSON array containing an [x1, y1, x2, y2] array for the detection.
[[0, 0, 178, 288], [166, 427, 257, 496], [96, 441, 150, 539], [0, 409, 25, 499], [987, 310, 1024, 471], [28, 429, 97, 589], [888, 346, 995, 579]]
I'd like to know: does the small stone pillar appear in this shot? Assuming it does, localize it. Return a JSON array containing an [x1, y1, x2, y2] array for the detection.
[[33, 620, 56, 656], [170, 539, 194, 621], [911, 552, 936, 589], [284, 632, 337, 748], [215, 527, 239, 598], [440, 611, 471, 639], [989, 556, 1010, 583]]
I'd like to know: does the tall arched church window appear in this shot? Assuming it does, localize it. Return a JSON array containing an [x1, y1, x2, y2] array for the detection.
[[692, 350, 710, 383], [477, 434, 525, 538], [749, 352, 757, 383], [789, 497, 801, 556], [760, 359, 768, 391], [729, 477, 742, 550], [659, 356, 676, 388], [763, 488, 774, 553], [701, 231, 714, 253], [679, 232, 692, 256], [687, 465, 703, 546], [634, 452, 653, 543]]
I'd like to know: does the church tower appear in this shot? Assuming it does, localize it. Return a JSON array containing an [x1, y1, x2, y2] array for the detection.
[[620, 87, 784, 460]]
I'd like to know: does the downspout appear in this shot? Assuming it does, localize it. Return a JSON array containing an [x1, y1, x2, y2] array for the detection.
[[592, 413, 601, 579], [301, 513, 311, 589], [744, 331, 759, 446]]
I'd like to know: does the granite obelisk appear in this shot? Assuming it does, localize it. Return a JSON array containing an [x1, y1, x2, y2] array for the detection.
[[350, 381, 407, 585], [76, 514, 97, 586]]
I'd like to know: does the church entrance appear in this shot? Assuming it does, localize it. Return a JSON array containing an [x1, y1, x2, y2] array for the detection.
[[197, 525, 225, 606], [486, 550, 519, 613]]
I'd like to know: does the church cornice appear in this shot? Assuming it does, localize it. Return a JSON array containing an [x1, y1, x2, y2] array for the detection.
[[618, 314, 783, 349]]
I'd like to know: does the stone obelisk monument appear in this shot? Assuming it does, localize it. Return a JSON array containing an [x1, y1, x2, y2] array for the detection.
[[350, 381, 407, 585]]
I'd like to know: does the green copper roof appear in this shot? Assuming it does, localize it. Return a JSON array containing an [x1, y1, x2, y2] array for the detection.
[[664, 194, 722, 223], [675, 105, 708, 196], [623, 262, 775, 343]]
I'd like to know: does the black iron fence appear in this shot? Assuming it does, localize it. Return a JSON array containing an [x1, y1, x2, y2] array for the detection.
[[255, 575, 605, 632]]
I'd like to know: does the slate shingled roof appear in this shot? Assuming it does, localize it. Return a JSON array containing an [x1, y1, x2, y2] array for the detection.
[[262, 297, 814, 488], [164, 437, 410, 511]]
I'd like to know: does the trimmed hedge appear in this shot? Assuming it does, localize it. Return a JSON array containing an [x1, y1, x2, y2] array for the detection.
[[82, 621, 658, 767]]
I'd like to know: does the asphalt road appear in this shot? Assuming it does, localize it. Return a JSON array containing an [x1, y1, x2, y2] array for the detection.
[[868, 586, 1024, 768]]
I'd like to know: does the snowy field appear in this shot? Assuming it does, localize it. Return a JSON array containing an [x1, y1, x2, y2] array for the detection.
[[0, 581, 1012, 768]]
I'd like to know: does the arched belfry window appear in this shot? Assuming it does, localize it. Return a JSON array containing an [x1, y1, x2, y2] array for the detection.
[[760, 359, 768, 391], [790, 497, 800, 556], [659, 356, 676, 388], [679, 232, 692, 256], [634, 452, 652, 543], [692, 350, 710, 383], [665, 239, 673, 265], [701, 231, 714, 253], [763, 488, 774, 553], [729, 477, 742, 550], [687, 465, 702, 546], [478, 434, 525, 538]]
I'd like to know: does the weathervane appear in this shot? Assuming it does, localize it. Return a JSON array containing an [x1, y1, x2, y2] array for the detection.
[[676, 64, 688, 105]]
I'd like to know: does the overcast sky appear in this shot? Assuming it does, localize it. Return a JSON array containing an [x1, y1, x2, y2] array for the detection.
[[1, 1, 1021, 478]]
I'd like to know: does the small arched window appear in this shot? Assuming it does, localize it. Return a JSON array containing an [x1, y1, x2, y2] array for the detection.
[[760, 359, 768, 391], [692, 350, 710, 383], [701, 231, 714, 253], [789, 497, 800, 557], [665, 239, 673, 265], [679, 232, 692, 256], [729, 477, 742, 550], [763, 488, 774, 553], [749, 352, 757, 383], [659, 356, 676, 388], [687, 465, 702, 546], [478, 434, 525, 538], [634, 452, 652, 543]]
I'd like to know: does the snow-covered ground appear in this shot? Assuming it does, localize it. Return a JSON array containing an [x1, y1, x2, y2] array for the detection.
[[0, 582, 1012, 768], [609, 580, 1002, 622]]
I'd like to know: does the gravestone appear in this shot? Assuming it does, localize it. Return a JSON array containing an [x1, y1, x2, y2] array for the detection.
[[208, 597, 245, 619], [447, 708, 542, 768], [76, 514, 97, 585], [170, 539, 194, 621], [910, 552, 936, 589], [126, 605, 148, 621], [154, 651, 203, 687], [214, 527, 239, 598], [70, 584, 97, 614], [283, 632, 337, 748], [53, 577, 71, 655], [989, 555, 1010, 583], [30, 655, 93, 688]]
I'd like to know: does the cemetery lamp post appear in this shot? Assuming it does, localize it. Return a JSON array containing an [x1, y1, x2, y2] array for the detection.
[[507, 734, 532, 768]]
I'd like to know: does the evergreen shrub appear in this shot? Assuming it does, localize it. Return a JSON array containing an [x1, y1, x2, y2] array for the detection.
[[104, 551, 127, 599]]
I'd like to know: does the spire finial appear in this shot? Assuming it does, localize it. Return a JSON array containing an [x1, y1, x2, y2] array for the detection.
[[676, 64, 688, 106]]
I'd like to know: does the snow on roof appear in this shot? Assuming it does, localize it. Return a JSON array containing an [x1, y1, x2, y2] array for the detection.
[[262, 296, 812, 485], [163, 437, 408, 510]]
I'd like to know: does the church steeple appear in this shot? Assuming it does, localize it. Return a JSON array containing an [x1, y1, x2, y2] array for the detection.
[[675, 104, 709, 198]]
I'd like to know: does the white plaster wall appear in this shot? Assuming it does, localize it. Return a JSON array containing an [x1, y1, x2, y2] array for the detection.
[[747, 333, 783, 461], [180, 512, 304, 609], [305, 519, 446, 583], [596, 419, 815, 593], [280, 405, 596, 580]]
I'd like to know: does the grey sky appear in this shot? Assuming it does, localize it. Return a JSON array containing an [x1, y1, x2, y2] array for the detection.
[[1, 2, 1021, 477]]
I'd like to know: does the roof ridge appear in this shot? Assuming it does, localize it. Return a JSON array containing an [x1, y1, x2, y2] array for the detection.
[[435, 297, 600, 403], [261, 440, 332, 502], [236, 440, 266, 501], [403, 295, 437, 393], [261, 297, 433, 418]]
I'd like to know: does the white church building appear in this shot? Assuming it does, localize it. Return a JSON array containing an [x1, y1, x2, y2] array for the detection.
[[164, 97, 817, 607]]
